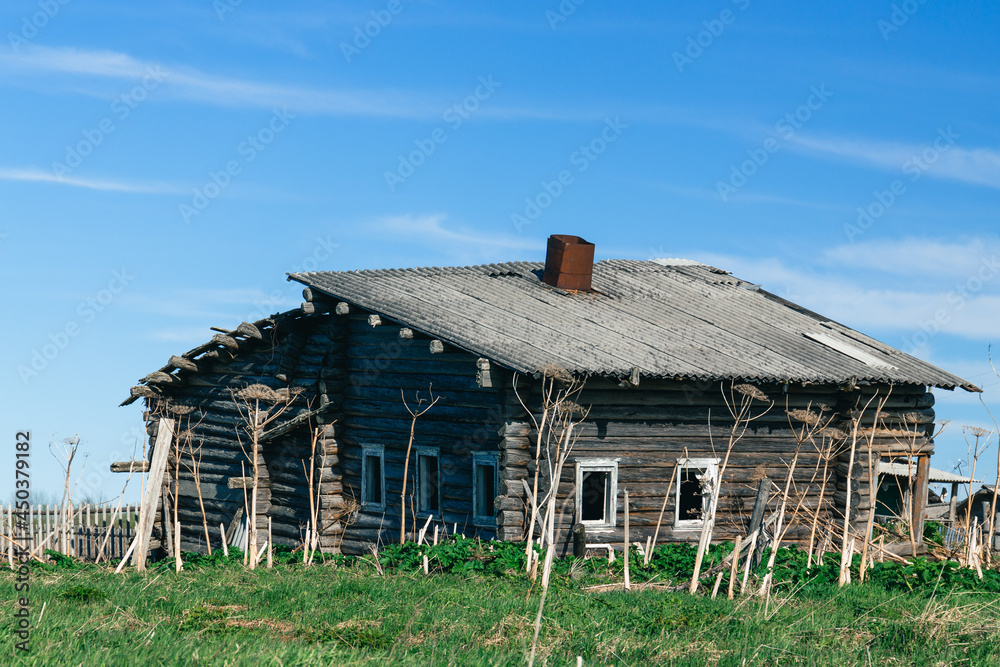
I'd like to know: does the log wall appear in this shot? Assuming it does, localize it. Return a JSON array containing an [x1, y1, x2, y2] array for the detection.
[[494, 379, 936, 555], [337, 315, 504, 555]]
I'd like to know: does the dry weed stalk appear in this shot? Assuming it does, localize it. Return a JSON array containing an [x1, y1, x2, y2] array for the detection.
[[399, 386, 439, 544], [837, 391, 885, 586], [232, 383, 302, 569], [513, 365, 588, 581], [858, 388, 894, 581], [689, 382, 773, 594], [760, 399, 836, 596], [302, 418, 335, 564], [962, 425, 992, 571], [50, 435, 84, 555]]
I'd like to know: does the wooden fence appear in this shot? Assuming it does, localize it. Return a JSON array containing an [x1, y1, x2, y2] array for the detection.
[[2, 504, 140, 564]]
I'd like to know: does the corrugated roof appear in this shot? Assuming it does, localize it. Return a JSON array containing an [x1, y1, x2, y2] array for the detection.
[[878, 462, 978, 484], [288, 259, 979, 391]]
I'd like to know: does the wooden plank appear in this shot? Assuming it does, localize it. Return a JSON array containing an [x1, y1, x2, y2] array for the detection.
[[130, 417, 175, 571]]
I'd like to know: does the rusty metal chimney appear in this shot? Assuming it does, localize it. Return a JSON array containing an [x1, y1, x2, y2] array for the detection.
[[542, 234, 595, 291]]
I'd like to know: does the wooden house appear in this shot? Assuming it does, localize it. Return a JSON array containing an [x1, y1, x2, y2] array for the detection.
[[122, 235, 978, 557]]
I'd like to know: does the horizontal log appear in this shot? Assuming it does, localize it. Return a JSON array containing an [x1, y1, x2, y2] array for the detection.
[[110, 461, 150, 473]]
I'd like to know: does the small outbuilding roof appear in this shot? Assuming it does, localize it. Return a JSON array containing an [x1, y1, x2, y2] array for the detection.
[[288, 259, 979, 391], [878, 461, 979, 484]]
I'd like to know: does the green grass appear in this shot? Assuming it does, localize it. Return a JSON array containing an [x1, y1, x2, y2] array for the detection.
[[3, 544, 1000, 666]]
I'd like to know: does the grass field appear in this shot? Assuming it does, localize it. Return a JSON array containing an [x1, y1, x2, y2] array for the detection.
[[4, 544, 1000, 666]]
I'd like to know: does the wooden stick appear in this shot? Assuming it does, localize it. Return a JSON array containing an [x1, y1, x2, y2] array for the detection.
[[728, 535, 742, 599], [175, 518, 182, 573], [623, 489, 631, 591], [417, 515, 432, 545], [266, 517, 273, 569], [220, 523, 228, 557], [711, 570, 724, 599], [741, 530, 758, 594], [649, 464, 678, 565], [114, 535, 139, 573]]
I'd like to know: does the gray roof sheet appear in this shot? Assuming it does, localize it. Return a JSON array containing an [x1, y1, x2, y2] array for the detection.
[[878, 461, 978, 483], [288, 259, 979, 391]]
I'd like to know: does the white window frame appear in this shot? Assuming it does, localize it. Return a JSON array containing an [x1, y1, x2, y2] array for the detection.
[[361, 444, 386, 511], [414, 446, 442, 518], [472, 452, 500, 527], [575, 458, 619, 530], [674, 457, 720, 530]]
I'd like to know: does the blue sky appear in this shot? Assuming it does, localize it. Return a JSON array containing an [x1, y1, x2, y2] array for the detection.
[[1, 1, 999, 504]]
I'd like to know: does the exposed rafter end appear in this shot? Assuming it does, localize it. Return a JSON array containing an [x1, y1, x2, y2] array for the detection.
[[619, 366, 641, 388], [429, 340, 444, 354], [399, 327, 414, 339], [477, 358, 493, 388]]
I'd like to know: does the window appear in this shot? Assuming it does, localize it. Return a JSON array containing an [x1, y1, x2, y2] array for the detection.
[[473, 452, 499, 526], [415, 447, 441, 516], [675, 458, 719, 529], [575, 459, 618, 529], [361, 445, 385, 511]]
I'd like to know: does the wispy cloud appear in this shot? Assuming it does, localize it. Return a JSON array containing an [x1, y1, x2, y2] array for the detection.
[[0, 45, 444, 118], [693, 238, 1000, 343], [825, 237, 1000, 280], [0, 45, 716, 126], [120, 287, 293, 321], [0, 167, 182, 194], [372, 214, 543, 257], [789, 133, 1000, 190]]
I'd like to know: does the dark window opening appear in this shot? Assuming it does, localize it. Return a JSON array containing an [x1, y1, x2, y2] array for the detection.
[[581, 470, 609, 522], [679, 468, 703, 521], [418, 454, 440, 513], [364, 454, 382, 506], [475, 463, 496, 517]]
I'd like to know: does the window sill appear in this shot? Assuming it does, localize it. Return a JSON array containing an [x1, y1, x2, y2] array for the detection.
[[581, 526, 616, 533]]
